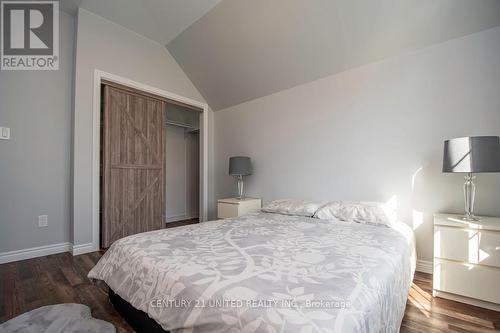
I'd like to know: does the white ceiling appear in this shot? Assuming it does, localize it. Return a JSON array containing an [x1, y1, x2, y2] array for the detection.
[[61, 0, 500, 111], [60, 0, 221, 45], [166, 0, 500, 110]]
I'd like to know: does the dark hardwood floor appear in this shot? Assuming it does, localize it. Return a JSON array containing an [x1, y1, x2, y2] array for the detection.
[[401, 273, 500, 332], [1, 225, 499, 332]]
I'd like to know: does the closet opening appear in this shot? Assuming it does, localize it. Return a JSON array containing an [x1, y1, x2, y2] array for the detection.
[[165, 103, 200, 226], [99, 80, 202, 249]]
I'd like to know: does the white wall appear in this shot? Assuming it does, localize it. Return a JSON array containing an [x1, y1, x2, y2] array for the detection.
[[0, 13, 75, 253], [187, 131, 200, 218], [214, 27, 500, 262], [72, 9, 210, 247], [166, 125, 188, 220], [165, 125, 199, 222]]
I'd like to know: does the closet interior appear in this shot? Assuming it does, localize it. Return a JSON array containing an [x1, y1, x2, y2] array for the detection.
[[165, 103, 200, 224]]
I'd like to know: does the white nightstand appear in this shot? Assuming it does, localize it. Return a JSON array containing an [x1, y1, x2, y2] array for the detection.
[[433, 213, 500, 311], [217, 198, 262, 219]]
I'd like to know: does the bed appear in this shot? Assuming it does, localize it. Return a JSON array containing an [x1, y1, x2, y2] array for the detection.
[[88, 210, 415, 333]]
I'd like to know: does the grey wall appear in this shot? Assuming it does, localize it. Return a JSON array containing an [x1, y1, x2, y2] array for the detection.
[[214, 27, 500, 262], [186, 131, 200, 219], [0, 13, 75, 252], [165, 125, 199, 221], [73, 9, 211, 246], [166, 125, 188, 220]]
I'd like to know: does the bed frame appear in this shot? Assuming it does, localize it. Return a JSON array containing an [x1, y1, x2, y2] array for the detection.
[[109, 288, 169, 333]]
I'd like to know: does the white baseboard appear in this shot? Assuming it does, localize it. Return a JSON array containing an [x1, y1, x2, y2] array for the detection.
[[166, 214, 187, 223], [416, 259, 433, 274], [0, 242, 71, 264], [72, 242, 96, 256], [166, 214, 199, 223]]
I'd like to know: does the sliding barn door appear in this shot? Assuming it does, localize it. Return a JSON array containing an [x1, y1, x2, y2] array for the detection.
[[101, 85, 166, 248]]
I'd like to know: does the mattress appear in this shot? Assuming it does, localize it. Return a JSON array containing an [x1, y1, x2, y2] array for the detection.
[[88, 212, 415, 333]]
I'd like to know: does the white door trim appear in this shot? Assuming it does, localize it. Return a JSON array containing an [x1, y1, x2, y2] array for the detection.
[[90, 69, 209, 253]]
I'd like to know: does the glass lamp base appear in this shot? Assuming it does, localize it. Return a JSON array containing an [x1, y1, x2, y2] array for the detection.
[[462, 173, 479, 222], [236, 175, 244, 200], [460, 214, 480, 222]]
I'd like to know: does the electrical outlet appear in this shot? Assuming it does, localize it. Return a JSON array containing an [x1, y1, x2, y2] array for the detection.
[[38, 215, 48, 228], [0, 127, 10, 140]]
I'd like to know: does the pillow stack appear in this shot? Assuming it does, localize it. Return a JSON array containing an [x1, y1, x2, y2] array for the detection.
[[262, 199, 396, 226], [261, 199, 326, 217]]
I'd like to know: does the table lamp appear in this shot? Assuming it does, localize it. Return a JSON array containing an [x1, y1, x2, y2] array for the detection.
[[229, 156, 252, 200], [442, 136, 500, 221]]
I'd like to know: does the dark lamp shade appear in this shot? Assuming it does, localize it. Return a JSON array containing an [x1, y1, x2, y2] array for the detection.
[[443, 136, 500, 173], [229, 156, 252, 176]]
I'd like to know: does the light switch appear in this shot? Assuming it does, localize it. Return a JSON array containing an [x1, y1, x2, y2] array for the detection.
[[0, 127, 10, 140]]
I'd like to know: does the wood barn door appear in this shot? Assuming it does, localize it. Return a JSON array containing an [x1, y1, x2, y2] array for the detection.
[[101, 84, 166, 248]]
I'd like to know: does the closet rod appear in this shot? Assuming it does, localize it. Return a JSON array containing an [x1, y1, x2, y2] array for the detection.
[[166, 120, 196, 129]]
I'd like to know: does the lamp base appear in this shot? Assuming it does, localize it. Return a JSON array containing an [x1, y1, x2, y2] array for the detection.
[[460, 214, 481, 222], [236, 175, 244, 200], [462, 173, 479, 222]]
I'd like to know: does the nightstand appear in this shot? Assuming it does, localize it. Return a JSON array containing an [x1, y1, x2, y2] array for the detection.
[[217, 198, 262, 219], [433, 213, 500, 311]]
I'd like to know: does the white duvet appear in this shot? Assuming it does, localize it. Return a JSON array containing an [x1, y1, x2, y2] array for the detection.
[[88, 212, 415, 333]]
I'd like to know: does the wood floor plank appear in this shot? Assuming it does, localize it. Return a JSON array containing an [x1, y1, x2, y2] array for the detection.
[[0, 263, 16, 321], [402, 272, 500, 332], [16, 260, 33, 280], [1, 223, 499, 333]]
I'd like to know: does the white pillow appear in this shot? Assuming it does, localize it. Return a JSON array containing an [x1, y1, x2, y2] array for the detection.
[[262, 199, 326, 217], [313, 201, 396, 226]]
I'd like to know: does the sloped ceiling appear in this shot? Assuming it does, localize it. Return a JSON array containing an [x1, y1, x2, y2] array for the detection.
[[61, 0, 500, 111], [60, 0, 221, 45], [166, 0, 500, 110]]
